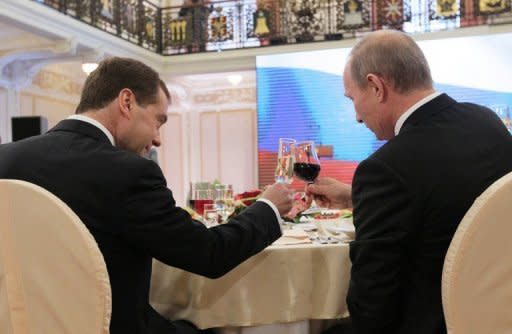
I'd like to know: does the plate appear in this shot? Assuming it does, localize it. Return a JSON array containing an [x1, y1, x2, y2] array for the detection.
[[326, 223, 355, 234], [292, 223, 316, 232]]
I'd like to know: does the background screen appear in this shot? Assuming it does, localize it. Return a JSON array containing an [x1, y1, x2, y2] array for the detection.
[[256, 32, 512, 188]]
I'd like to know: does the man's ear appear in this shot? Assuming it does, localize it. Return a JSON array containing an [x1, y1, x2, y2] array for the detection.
[[366, 74, 387, 102], [118, 88, 134, 119]]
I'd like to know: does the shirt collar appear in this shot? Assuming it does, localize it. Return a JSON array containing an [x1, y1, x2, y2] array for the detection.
[[67, 114, 115, 145], [394, 91, 442, 135]]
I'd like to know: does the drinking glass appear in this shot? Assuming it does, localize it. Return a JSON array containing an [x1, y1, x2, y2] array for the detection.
[[203, 203, 219, 227], [275, 138, 296, 184], [188, 181, 211, 209], [294, 140, 321, 184], [214, 184, 235, 223], [194, 189, 213, 216]]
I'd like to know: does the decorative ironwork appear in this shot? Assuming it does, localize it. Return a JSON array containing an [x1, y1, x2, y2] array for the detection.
[[162, 7, 183, 54], [42, 0, 61, 10], [120, 0, 139, 42], [94, 0, 117, 34], [64, 0, 92, 21], [338, 0, 372, 31], [238, 2, 265, 48], [178, 1, 213, 52], [141, 1, 158, 51], [30, 0, 512, 56], [477, 0, 510, 14], [427, 0, 460, 33], [252, 8, 271, 37], [209, 5, 234, 46], [432, 0, 459, 18], [376, 0, 404, 28], [285, 0, 324, 43], [343, 0, 364, 28]]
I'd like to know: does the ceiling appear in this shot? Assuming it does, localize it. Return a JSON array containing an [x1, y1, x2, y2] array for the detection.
[[2, 0, 511, 93], [0, 1, 255, 92]]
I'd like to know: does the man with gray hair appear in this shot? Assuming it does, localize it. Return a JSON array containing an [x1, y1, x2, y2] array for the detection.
[[307, 30, 512, 333]]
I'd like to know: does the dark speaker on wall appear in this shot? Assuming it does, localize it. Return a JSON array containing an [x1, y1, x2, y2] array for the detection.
[[11, 116, 48, 142]]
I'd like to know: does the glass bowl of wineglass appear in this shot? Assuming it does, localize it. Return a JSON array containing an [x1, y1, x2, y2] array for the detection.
[[275, 138, 296, 184], [294, 140, 321, 184], [214, 184, 235, 223]]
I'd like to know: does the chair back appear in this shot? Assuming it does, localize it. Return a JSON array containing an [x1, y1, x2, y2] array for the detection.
[[0, 179, 111, 334], [442, 171, 512, 334]]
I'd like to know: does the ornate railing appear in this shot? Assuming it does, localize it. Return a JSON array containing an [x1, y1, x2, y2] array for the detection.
[[33, 0, 512, 55]]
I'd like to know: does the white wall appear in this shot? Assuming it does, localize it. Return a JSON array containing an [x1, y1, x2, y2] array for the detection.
[[19, 92, 76, 127], [161, 73, 258, 205], [0, 88, 7, 144], [0, 64, 259, 208]]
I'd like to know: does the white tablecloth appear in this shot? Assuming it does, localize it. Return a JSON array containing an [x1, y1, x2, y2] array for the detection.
[[150, 242, 351, 332]]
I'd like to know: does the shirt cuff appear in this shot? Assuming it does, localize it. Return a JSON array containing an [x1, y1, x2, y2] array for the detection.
[[256, 198, 284, 229]]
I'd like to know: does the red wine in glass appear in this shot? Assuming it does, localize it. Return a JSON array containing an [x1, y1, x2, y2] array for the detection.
[[293, 162, 321, 182], [294, 141, 321, 183], [194, 199, 214, 216]]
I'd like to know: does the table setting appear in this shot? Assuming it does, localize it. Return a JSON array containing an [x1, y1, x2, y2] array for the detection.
[[150, 138, 354, 333], [185, 138, 356, 247]]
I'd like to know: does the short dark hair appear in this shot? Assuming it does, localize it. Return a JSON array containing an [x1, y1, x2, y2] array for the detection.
[[76, 57, 170, 114]]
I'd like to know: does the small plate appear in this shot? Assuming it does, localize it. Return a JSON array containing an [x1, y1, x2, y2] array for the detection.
[[292, 223, 316, 232], [326, 224, 355, 234], [299, 215, 314, 223]]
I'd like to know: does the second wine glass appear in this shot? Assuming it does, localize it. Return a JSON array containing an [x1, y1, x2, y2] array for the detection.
[[214, 184, 235, 223], [275, 138, 296, 184], [294, 140, 321, 184]]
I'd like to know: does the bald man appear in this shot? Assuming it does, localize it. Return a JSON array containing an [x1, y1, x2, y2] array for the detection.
[[308, 30, 512, 334]]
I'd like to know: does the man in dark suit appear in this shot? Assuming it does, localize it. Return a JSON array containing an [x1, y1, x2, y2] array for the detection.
[[307, 30, 512, 334], [0, 57, 294, 334]]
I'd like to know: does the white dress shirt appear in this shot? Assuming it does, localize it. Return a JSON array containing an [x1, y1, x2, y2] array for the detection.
[[67, 114, 115, 145]]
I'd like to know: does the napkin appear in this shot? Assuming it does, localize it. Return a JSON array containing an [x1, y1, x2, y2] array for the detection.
[[272, 229, 312, 246]]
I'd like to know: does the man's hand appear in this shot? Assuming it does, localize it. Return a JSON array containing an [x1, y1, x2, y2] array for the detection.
[[260, 183, 294, 216], [306, 177, 352, 209]]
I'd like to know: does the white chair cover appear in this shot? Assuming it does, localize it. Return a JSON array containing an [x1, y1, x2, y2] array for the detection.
[[0, 180, 111, 334], [442, 171, 512, 334]]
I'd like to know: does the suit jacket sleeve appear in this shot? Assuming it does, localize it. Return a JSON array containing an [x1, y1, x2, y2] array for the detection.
[[347, 156, 417, 333], [118, 159, 281, 278]]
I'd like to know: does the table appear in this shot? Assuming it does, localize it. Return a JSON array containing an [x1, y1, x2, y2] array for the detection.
[[150, 242, 351, 333]]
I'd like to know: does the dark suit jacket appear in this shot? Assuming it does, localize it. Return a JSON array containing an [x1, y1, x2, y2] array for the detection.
[[0, 119, 281, 334], [347, 94, 512, 334]]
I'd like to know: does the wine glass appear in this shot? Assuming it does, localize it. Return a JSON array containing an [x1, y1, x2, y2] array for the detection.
[[194, 189, 214, 216], [294, 140, 321, 184], [214, 184, 235, 223], [203, 203, 219, 227], [275, 138, 296, 184]]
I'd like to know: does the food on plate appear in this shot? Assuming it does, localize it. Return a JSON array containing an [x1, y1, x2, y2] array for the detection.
[[311, 211, 341, 220], [304, 208, 352, 220]]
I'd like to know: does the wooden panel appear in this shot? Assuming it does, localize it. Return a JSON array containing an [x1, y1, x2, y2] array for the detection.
[[200, 112, 219, 182], [219, 109, 256, 194]]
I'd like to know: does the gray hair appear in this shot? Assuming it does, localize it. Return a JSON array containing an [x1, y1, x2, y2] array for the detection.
[[348, 30, 433, 94]]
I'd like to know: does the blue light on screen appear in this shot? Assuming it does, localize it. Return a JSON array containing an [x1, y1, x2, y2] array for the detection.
[[256, 32, 512, 184]]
